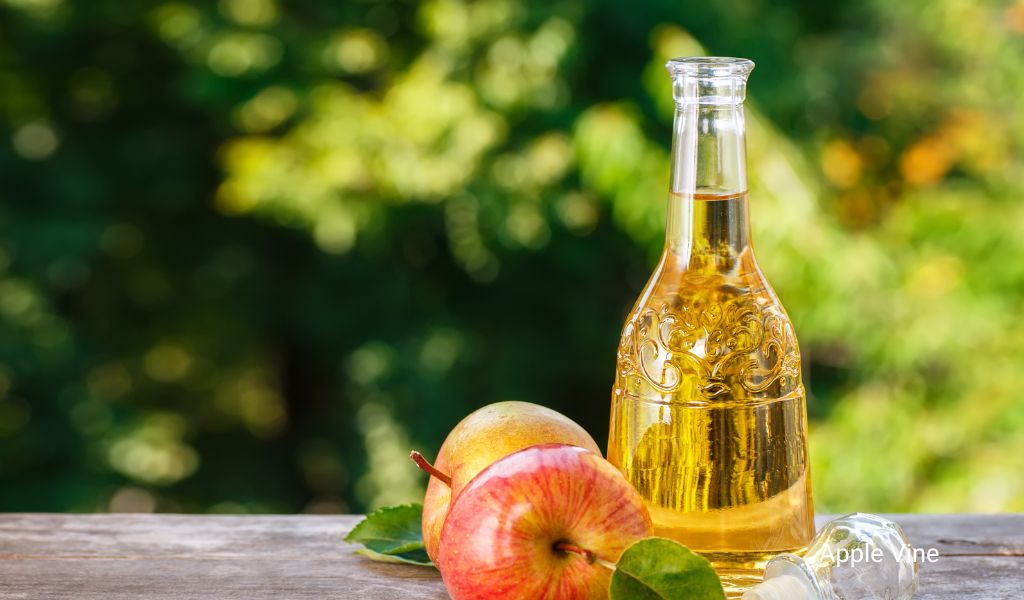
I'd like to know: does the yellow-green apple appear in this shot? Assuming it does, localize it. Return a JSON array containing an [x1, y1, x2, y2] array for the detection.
[[436, 443, 653, 600], [411, 401, 600, 561]]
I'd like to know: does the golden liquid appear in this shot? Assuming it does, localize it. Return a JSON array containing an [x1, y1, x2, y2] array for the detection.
[[608, 192, 814, 597]]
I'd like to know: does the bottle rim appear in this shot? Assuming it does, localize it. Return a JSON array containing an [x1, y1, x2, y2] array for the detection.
[[666, 56, 755, 79]]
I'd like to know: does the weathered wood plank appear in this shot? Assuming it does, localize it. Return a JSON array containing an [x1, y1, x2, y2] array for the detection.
[[0, 514, 448, 600], [868, 514, 1024, 600], [883, 513, 1024, 556], [0, 514, 1019, 599]]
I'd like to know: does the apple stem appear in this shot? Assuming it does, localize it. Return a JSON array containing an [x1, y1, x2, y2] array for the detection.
[[553, 541, 615, 570], [409, 451, 452, 487], [554, 542, 596, 563]]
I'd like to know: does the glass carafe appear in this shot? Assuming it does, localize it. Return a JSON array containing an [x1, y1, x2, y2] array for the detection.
[[607, 57, 814, 597]]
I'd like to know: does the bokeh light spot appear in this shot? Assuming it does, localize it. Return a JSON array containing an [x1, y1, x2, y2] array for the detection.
[[821, 140, 863, 189], [233, 86, 298, 133], [326, 29, 388, 74], [13, 121, 59, 160], [107, 414, 199, 485], [219, 0, 278, 27], [207, 33, 283, 76], [900, 136, 955, 185], [143, 344, 194, 383]]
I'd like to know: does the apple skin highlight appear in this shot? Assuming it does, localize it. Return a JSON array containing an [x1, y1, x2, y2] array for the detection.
[[437, 444, 653, 600], [421, 402, 601, 561]]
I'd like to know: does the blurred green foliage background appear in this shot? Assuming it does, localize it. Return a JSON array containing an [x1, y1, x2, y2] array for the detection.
[[1, 0, 1023, 515]]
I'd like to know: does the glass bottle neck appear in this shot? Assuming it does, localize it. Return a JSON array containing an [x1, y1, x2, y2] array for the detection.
[[665, 101, 752, 271]]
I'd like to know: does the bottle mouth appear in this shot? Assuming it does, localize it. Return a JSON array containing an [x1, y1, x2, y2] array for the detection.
[[666, 57, 754, 106], [666, 57, 755, 79]]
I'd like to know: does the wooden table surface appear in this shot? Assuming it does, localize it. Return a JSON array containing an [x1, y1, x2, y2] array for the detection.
[[0, 513, 1021, 599]]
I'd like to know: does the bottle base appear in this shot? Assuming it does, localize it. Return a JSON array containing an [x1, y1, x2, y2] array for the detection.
[[699, 549, 807, 599], [720, 573, 763, 599]]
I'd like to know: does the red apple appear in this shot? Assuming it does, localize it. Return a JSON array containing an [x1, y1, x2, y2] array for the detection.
[[436, 443, 653, 600], [414, 401, 600, 561]]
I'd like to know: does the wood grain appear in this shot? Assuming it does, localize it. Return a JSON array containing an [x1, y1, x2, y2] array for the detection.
[[0, 514, 1020, 599]]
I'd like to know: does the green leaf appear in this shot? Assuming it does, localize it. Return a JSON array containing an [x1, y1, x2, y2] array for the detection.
[[344, 503, 434, 567], [355, 547, 434, 566], [609, 537, 726, 600]]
